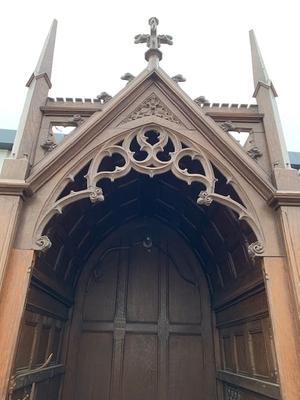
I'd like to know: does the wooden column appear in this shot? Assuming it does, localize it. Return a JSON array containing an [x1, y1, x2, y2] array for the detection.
[[278, 206, 300, 325], [0, 181, 32, 398], [0, 249, 34, 399], [263, 256, 300, 400], [0, 195, 23, 290]]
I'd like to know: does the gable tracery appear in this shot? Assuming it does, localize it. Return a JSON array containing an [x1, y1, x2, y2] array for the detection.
[[33, 125, 264, 258]]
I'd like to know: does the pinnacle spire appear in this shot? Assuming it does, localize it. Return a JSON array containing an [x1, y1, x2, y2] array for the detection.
[[26, 19, 57, 88], [249, 29, 277, 97], [249, 29, 289, 173], [249, 30, 269, 85], [12, 19, 58, 165]]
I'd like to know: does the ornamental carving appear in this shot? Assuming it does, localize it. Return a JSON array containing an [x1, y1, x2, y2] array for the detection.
[[220, 121, 237, 132], [34, 235, 52, 252], [120, 94, 182, 125], [248, 240, 264, 259], [33, 125, 263, 254], [197, 190, 213, 206], [247, 146, 263, 159]]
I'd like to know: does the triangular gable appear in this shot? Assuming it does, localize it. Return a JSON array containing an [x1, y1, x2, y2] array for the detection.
[[27, 67, 275, 200]]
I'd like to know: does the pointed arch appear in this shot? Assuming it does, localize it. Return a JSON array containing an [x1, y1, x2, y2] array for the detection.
[[32, 124, 264, 257]]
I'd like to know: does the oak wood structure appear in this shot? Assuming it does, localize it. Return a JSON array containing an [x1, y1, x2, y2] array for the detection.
[[0, 18, 300, 400]]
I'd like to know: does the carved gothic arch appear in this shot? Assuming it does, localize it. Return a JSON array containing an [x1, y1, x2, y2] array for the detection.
[[32, 122, 264, 258]]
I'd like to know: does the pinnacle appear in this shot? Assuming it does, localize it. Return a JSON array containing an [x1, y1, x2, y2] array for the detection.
[[249, 29, 270, 87], [26, 19, 57, 88]]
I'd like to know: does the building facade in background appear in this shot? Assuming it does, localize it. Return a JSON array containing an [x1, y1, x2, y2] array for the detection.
[[0, 18, 300, 400]]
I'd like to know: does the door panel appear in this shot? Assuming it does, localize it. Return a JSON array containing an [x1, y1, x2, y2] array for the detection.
[[168, 334, 204, 400], [76, 332, 113, 400], [68, 221, 216, 400], [126, 246, 159, 322], [122, 334, 158, 400]]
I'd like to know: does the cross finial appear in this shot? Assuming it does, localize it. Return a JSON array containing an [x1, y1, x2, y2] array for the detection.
[[135, 17, 173, 67]]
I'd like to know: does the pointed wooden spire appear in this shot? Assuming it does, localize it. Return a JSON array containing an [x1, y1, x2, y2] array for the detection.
[[26, 19, 57, 88], [249, 29, 290, 175], [249, 30, 277, 97], [249, 30, 269, 84], [12, 20, 57, 166]]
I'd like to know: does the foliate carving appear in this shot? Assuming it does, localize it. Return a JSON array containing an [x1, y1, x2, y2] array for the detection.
[[248, 241, 264, 259], [197, 191, 213, 206], [89, 187, 105, 203], [35, 235, 52, 252], [247, 146, 262, 159], [120, 94, 182, 125]]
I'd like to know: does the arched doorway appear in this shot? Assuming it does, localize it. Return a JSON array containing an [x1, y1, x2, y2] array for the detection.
[[63, 219, 216, 400], [9, 123, 280, 400], [10, 170, 279, 400]]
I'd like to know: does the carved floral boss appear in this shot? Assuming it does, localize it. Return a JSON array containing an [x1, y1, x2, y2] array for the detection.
[[34, 126, 263, 258]]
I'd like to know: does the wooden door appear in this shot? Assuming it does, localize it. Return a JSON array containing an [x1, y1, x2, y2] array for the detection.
[[65, 221, 216, 400]]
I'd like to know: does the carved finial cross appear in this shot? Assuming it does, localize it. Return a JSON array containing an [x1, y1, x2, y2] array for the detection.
[[135, 17, 173, 63]]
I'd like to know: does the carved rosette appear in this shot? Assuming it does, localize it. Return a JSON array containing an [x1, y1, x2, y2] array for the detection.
[[248, 241, 264, 259], [35, 235, 52, 252]]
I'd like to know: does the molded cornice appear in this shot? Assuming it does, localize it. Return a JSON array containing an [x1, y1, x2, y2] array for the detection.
[[0, 179, 32, 198], [268, 191, 300, 209]]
